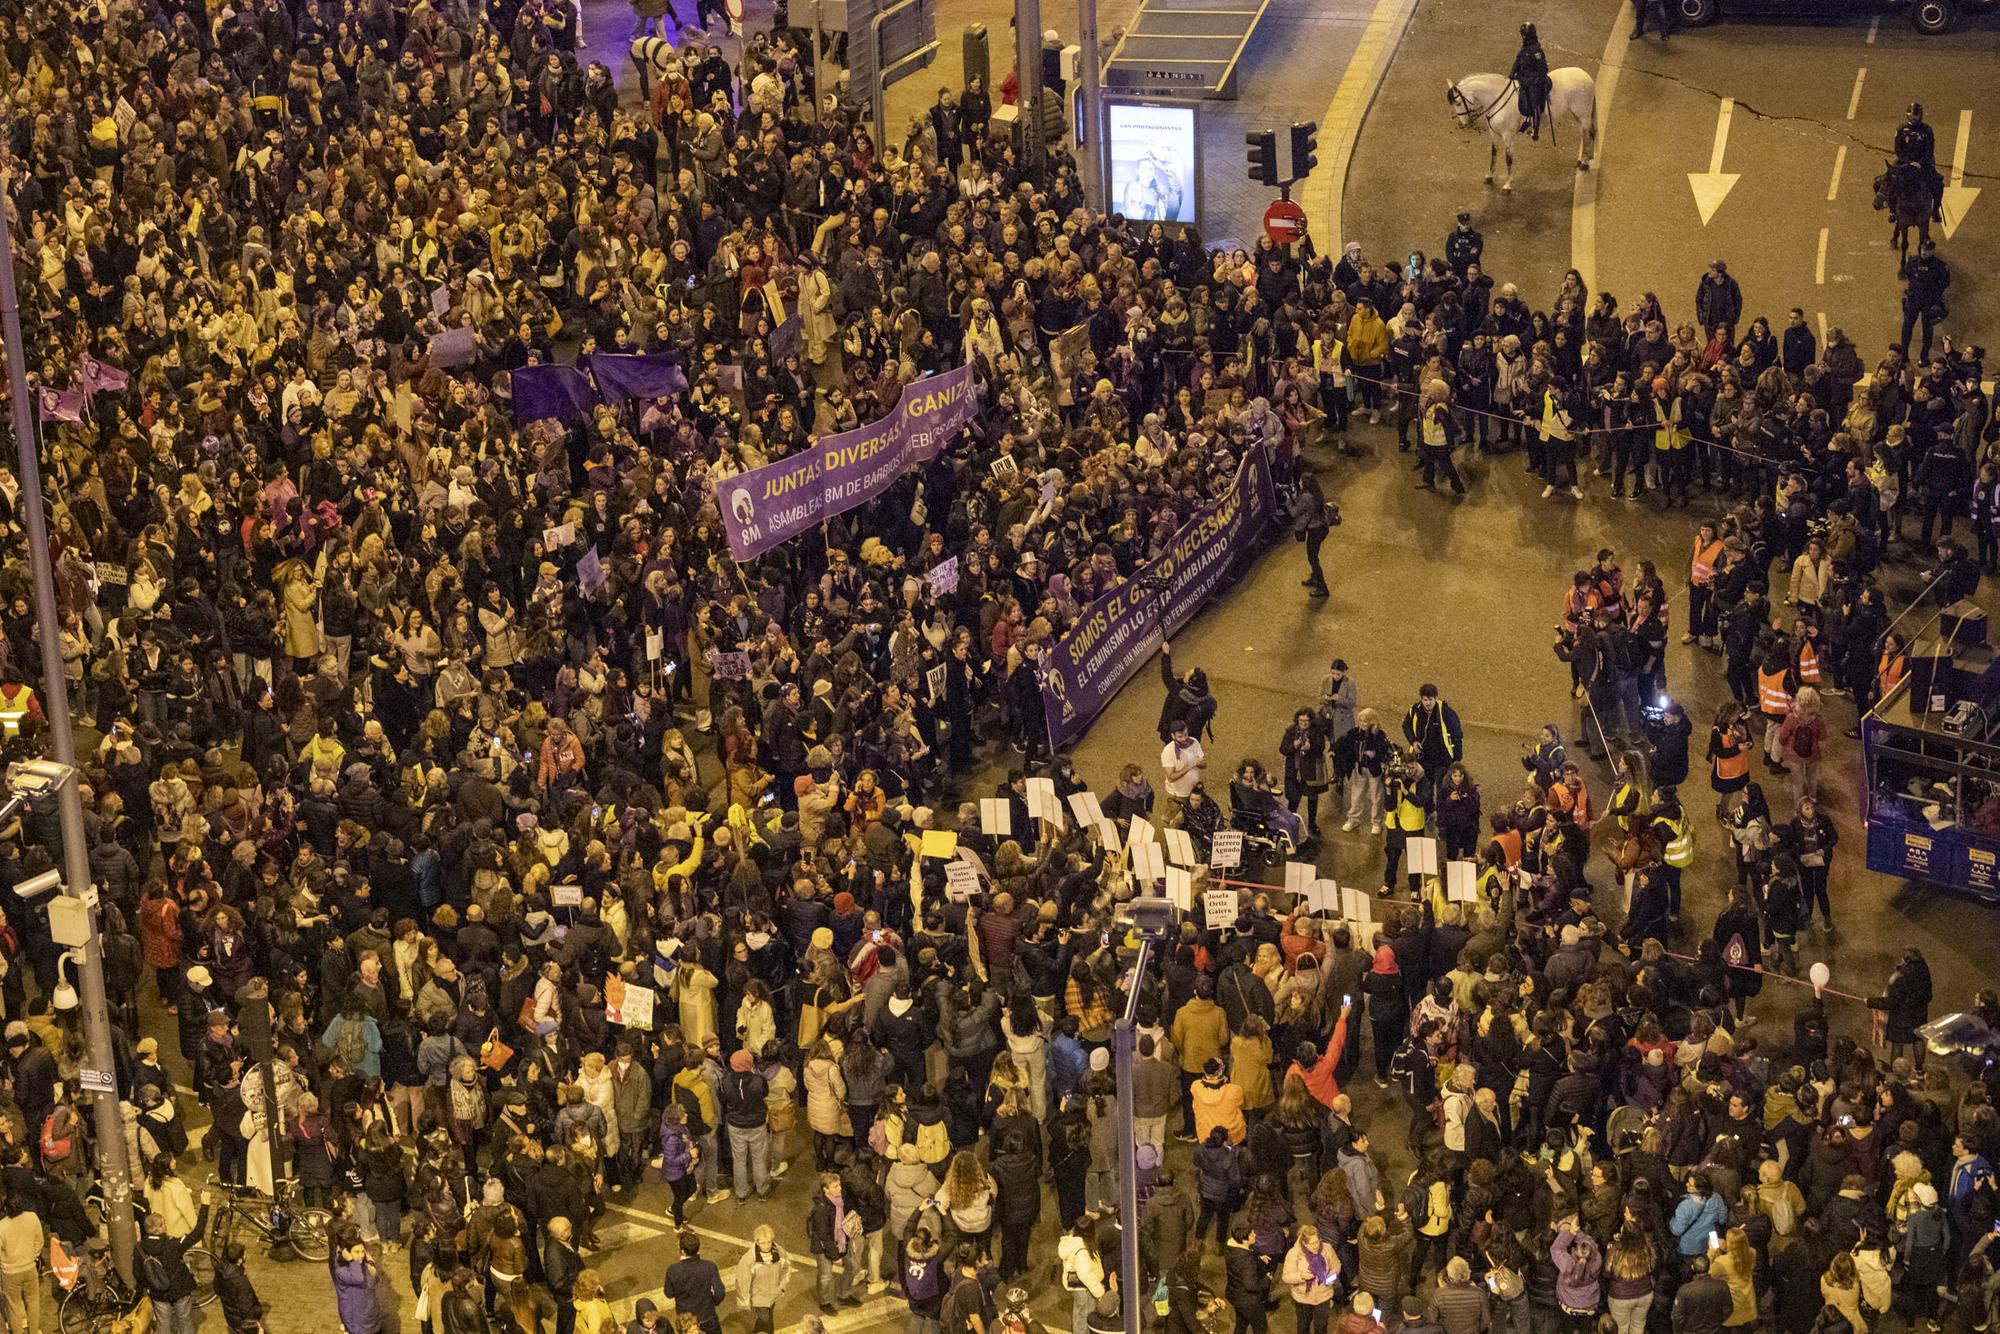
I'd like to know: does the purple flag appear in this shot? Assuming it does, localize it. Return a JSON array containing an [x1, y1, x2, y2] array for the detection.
[[586, 353, 689, 404], [511, 365, 596, 424], [37, 387, 85, 423], [576, 547, 605, 594], [78, 355, 130, 395]]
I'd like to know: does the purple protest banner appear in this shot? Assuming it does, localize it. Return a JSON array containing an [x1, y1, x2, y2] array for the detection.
[[38, 387, 85, 423], [428, 325, 479, 369], [512, 365, 596, 424], [78, 355, 129, 395], [714, 364, 978, 562], [1039, 446, 1278, 752], [586, 352, 688, 404]]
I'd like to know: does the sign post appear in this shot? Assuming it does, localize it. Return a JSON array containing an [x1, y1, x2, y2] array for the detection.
[[1263, 198, 1307, 246]]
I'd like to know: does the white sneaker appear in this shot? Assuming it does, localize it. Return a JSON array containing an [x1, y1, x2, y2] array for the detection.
[[771, 1161, 791, 1179], [706, 1190, 729, 1205], [1342, 818, 1358, 832], [1541, 484, 1555, 499], [1569, 485, 1583, 499], [1371, 819, 1383, 833], [1370, 409, 1382, 424]]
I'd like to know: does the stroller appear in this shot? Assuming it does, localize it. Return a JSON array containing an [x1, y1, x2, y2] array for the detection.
[[1228, 778, 1304, 867]]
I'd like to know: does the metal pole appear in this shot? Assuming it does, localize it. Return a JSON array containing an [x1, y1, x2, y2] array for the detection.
[[1076, 0, 1105, 211], [1013, 0, 1044, 174], [1113, 935, 1153, 1334], [810, 0, 826, 123], [0, 170, 140, 1285]]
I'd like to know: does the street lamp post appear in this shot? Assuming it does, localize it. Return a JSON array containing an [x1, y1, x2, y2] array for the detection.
[[0, 170, 141, 1284]]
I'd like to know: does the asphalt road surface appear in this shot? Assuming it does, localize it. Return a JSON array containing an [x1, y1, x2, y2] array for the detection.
[[1594, 7, 2000, 359]]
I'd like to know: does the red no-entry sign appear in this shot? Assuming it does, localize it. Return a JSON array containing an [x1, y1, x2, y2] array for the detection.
[[1263, 199, 1308, 246]]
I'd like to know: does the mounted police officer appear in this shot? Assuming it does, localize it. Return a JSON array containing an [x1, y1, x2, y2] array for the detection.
[[1444, 212, 1483, 276], [1511, 22, 1552, 140], [1897, 102, 1946, 220]]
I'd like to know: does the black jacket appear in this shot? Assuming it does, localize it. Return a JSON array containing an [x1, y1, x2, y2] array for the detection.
[[213, 1256, 265, 1331]]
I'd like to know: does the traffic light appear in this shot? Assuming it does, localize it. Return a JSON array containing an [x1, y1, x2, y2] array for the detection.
[[1289, 121, 1320, 180], [1245, 129, 1278, 187]]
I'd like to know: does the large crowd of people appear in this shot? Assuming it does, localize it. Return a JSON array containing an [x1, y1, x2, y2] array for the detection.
[[0, 0, 1997, 1333]]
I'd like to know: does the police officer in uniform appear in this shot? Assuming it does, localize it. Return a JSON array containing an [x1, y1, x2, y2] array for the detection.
[[1510, 23, 1552, 140], [1901, 239, 1951, 361], [1444, 212, 1483, 276], [1896, 103, 1946, 220]]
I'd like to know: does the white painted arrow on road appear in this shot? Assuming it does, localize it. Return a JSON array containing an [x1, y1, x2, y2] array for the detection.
[[1941, 109, 1980, 240], [1688, 99, 1741, 225]]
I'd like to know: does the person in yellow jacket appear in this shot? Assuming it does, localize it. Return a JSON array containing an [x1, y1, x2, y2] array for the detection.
[[1379, 751, 1430, 897], [1346, 299, 1389, 424], [1191, 1058, 1247, 1145], [1169, 980, 1231, 1141], [1313, 329, 1352, 434], [0, 683, 41, 739], [1651, 374, 1692, 506]]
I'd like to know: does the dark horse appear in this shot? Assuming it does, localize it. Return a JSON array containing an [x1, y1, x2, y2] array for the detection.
[[1874, 159, 1937, 276]]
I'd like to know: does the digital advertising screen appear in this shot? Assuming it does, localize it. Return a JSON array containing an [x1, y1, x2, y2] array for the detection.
[[1105, 100, 1199, 226]]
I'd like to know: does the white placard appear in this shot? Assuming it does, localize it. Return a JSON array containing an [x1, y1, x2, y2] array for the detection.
[[1209, 830, 1243, 869], [544, 522, 576, 550], [1407, 837, 1440, 876], [1285, 861, 1316, 897], [1305, 878, 1339, 915], [1132, 839, 1165, 882], [979, 798, 1013, 837], [618, 984, 656, 1030], [1129, 816, 1158, 848], [1068, 791, 1104, 826], [646, 631, 664, 661], [945, 861, 980, 901], [1445, 861, 1477, 903], [1164, 827, 1196, 867], [552, 883, 583, 907], [1203, 888, 1239, 930], [1025, 777, 1066, 828], [1164, 867, 1193, 911], [1096, 820, 1121, 852]]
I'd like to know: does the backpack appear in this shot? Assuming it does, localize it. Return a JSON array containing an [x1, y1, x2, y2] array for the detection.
[[140, 1246, 173, 1293], [334, 1015, 369, 1073], [673, 1083, 709, 1139], [40, 1109, 73, 1163], [1766, 1185, 1798, 1236]]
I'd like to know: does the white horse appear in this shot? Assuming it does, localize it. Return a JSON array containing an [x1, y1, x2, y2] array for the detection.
[[1445, 67, 1598, 192]]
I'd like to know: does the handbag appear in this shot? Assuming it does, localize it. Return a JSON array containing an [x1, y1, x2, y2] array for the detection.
[[481, 1029, 515, 1073]]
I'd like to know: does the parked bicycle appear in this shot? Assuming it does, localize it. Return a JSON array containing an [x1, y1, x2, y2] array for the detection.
[[203, 1175, 331, 1262], [55, 1236, 216, 1334]]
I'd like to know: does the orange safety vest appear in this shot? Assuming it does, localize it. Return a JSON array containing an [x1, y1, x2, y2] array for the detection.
[[1879, 651, 1908, 700], [1713, 739, 1749, 781], [1494, 826, 1524, 869], [1757, 667, 1793, 718], [1796, 641, 1820, 684], [1690, 538, 1723, 585]]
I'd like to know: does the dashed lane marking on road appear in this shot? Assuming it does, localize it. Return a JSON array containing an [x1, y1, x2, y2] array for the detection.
[[1308, 0, 1420, 253], [1866, 16, 1879, 42], [1816, 228, 1829, 284], [824, 1294, 908, 1331], [1846, 67, 1866, 120], [1828, 145, 1846, 201], [1818, 313, 1829, 352], [603, 1198, 753, 1253], [1571, 12, 1633, 293]]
